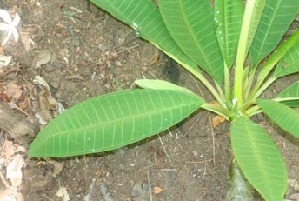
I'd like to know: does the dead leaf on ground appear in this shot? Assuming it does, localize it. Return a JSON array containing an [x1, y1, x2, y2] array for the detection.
[[0, 84, 10, 102], [212, 116, 226, 128], [3, 83, 23, 101], [36, 89, 57, 123], [150, 55, 160, 65], [20, 31, 34, 51], [48, 161, 64, 177], [1, 140, 17, 164], [56, 187, 70, 201], [0, 46, 4, 55], [153, 186, 163, 194], [0, 172, 10, 200], [289, 193, 299, 201], [0, 56, 12, 67], [35, 50, 51, 68], [0, 171, 24, 201], [6, 154, 25, 187]]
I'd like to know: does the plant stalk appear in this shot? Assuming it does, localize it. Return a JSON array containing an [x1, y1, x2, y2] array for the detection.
[[227, 159, 255, 201]]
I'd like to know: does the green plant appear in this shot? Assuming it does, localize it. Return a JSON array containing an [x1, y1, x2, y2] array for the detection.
[[29, 0, 299, 200]]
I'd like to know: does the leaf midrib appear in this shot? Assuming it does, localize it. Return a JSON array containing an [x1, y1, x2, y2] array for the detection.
[[241, 121, 278, 199], [41, 102, 199, 139], [252, 1, 281, 65]]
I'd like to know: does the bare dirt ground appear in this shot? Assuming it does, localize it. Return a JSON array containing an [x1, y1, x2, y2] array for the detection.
[[0, 1, 298, 200]]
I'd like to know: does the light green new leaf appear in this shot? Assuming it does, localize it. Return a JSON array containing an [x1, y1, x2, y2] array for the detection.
[[230, 117, 287, 201], [214, 0, 244, 68], [250, 0, 299, 68], [29, 89, 203, 157], [238, 0, 265, 60], [257, 99, 299, 138], [274, 30, 299, 78], [158, 0, 224, 83], [234, 0, 265, 104], [276, 82, 299, 107], [135, 79, 197, 96], [90, 0, 199, 77]]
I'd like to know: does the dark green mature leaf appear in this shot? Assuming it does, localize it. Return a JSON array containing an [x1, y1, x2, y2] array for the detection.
[[90, 0, 199, 77], [250, 0, 299, 67], [29, 89, 203, 157], [274, 30, 299, 77], [230, 117, 287, 201], [257, 99, 299, 138], [277, 82, 299, 107], [252, 30, 299, 95], [215, 0, 243, 68], [158, 0, 224, 83]]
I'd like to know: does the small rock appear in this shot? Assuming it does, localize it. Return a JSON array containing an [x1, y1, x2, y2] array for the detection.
[[131, 181, 151, 201]]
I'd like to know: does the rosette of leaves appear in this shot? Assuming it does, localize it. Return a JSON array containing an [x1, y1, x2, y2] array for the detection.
[[29, 0, 299, 200]]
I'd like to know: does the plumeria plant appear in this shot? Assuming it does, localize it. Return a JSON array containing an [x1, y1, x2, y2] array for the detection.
[[29, 0, 299, 200]]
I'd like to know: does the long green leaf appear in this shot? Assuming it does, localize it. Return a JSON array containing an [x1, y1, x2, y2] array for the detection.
[[234, 0, 265, 105], [257, 99, 299, 138], [230, 117, 287, 201], [158, 0, 224, 83], [250, 0, 299, 68], [239, 0, 265, 60], [135, 79, 197, 96], [29, 89, 203, 157], [274, 29, 299, 77], [276, 82, 299, 107], [214, 0, 244, 68], [90, 0, 200, 77]]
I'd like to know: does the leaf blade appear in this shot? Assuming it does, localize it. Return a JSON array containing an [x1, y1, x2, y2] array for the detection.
[[251, 29, 299, 95], [135, 79, 197, 96], [158, 0, 224, 83], [239, 0, 266, 60], [274, 30, 299, 77], [230, 117, 287, 201], [214, 0, 244, 68], [29, 89, 203, 157], [250, 0, 299, 67], [276, 82, 299, 107], [257, 99, 299, 138]]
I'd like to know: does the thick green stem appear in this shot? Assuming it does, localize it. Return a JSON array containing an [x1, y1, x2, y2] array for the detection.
[[227, 159, 255, 201]]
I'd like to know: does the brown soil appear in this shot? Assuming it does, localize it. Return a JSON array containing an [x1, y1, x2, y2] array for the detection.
[[0, 1, 298, 201]]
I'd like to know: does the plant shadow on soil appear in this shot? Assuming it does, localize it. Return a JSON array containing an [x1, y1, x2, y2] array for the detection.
[[0, 0, 299, 200]]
